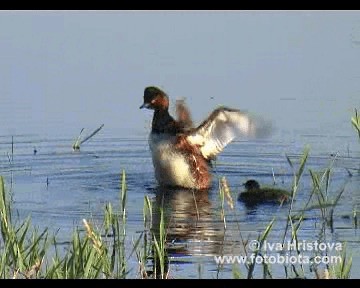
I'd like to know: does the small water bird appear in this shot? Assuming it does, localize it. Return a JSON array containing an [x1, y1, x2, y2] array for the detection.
[[238, 179, 291, 204], [140, 86, 271, 190]]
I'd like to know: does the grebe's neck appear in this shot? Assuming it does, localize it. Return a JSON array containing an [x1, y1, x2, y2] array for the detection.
[[152, 109, 180, 135]]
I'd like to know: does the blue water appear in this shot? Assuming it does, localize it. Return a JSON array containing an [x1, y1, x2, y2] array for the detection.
[[0, 125, 359, 278]]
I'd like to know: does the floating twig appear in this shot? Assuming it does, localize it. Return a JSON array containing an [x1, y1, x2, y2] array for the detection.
[[72, 124, 104, 151], [72, 128, 85, 151]]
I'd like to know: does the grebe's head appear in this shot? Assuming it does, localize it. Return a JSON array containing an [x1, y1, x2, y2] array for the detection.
[[140, 86, 169, 111], [243, 179, 260, 191]]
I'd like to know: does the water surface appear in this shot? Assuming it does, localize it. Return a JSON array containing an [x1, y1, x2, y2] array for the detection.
[[1, 126, 359, 278]]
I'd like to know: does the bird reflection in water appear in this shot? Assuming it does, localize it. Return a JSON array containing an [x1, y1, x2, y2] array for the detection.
[[144, 187, 226, 278]]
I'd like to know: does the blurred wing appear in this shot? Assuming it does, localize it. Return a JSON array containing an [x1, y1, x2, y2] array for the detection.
[[187, 107, 271, 159], [175, 99, 193, 130]]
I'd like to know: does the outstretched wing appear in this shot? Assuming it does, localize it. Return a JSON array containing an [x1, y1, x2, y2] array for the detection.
[[186, 107, 271, 159]]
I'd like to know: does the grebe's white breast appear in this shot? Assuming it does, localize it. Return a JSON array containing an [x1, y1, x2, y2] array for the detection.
[[148, 133, 196, 188]]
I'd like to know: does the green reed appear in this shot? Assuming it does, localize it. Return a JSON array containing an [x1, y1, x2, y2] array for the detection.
[[0, 169, 131, 279], [152, 207, 168, 279], [0, 166, 172, 279], [133, 193, 169, 279], [43, 170, 129, 279], [216, 176, 237, 278], [130, 195, 153, 279], [283, 148, 351, 279], [119, 169, 127, 277], [351, 108, 360, 174], [246, 218, 275, 279], [0, 176, 50, 278], [330, 242, 352, 279], [351, 108, 360, 140]]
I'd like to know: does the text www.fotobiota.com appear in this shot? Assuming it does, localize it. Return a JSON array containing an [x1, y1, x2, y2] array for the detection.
[[214, 240, 343, 265], [214, 254, 342, 265]]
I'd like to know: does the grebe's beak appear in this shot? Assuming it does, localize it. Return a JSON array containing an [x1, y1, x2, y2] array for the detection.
[[139, 103, 150, 109]]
